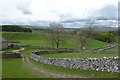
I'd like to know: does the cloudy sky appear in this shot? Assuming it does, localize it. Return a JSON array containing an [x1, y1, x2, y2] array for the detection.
[[0, 0, 119, 28]]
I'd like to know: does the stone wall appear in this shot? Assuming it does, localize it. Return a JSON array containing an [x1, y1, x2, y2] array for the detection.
[[19, 45, 48, 49], [33, 49, 119, 54], [31, 53, 120, 72], [79, 50, 118, 54], [93, 44, 117, 51], [33, 49, 75, 55], [2, 52, 21, 58]]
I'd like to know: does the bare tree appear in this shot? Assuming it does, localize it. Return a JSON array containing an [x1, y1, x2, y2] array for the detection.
[[84, 20, 95, 38], [76, 20, 95, 50], [48, 22, 64, 48], [76, 30, 87, 50]]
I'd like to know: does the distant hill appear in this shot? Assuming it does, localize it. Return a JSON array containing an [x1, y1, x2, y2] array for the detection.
[[1, 24, 118, 32], [63, 26, 118, 32], [93, 27, 118, 32]]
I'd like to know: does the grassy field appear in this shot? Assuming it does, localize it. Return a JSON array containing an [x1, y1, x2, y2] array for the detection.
[[38, 52, 118, 58], [2, 31, 119, 78], [2, 32, 107, 49], [2, 32, 47, 46], [85, 39, 107, 49], [2, 58, 48, 78]]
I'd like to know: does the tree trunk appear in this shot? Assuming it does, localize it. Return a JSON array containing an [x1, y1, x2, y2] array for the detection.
[[57, 42, 59, 48], [80, 45, 83, 50]]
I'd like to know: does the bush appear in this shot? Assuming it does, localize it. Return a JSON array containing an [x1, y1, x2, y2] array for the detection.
[[93, 32, 116, 43]]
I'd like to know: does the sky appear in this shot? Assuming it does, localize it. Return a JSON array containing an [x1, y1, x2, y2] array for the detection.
[[0, 0, 119, 28]]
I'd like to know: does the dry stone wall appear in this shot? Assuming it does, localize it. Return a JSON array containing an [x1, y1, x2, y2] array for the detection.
[[33, 49, 118, 54], [31, 53, 120, 72], [2, 52, 21, 58]]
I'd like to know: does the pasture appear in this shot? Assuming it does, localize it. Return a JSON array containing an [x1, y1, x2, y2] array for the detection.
[[38, 52, 118, 58], [1, 30, 119, 78], [2, 32, 107, 49], [2, 58, 48, 78]]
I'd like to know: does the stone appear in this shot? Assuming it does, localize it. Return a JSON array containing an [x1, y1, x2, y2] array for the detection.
[[30, 52, 120, 72]]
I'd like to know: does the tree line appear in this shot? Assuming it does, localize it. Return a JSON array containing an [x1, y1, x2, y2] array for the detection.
[[1, 25, 32, 33]]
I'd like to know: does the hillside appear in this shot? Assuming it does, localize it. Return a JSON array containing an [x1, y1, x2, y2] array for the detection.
[[2, 32, 107, 49]]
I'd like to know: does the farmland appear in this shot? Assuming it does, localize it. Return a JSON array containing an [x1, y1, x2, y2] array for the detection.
[[1, 28, 119, 78], [2, 32, 107, 49], [2, 58, 48, 78], [1, 0, 120, 79]]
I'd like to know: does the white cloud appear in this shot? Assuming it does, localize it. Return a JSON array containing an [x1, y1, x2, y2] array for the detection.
[[16, 2, 32, 14], [0, 0, 119, 27], [89, 5, 118, 20]]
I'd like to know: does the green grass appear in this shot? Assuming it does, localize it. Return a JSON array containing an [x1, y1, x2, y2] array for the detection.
[[1, 31, 119, 78], [38, 52, 118, 58], [2, 32, 48, 46], [29, 57, 119, 78], [2, 32, 107, 49], [85, 39, 107, 49], [2, 58, 48, 78], [0, 59, 2, 78]]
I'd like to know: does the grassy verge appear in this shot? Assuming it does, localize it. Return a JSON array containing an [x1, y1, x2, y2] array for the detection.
[[38, 52, 118, 58], [29, 57, 119, 78], [0, 59, 2, 78]]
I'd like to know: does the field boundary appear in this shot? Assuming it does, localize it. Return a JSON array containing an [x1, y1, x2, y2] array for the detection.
[[2, 52, 21, 58], [30, 51, 120, 72]]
